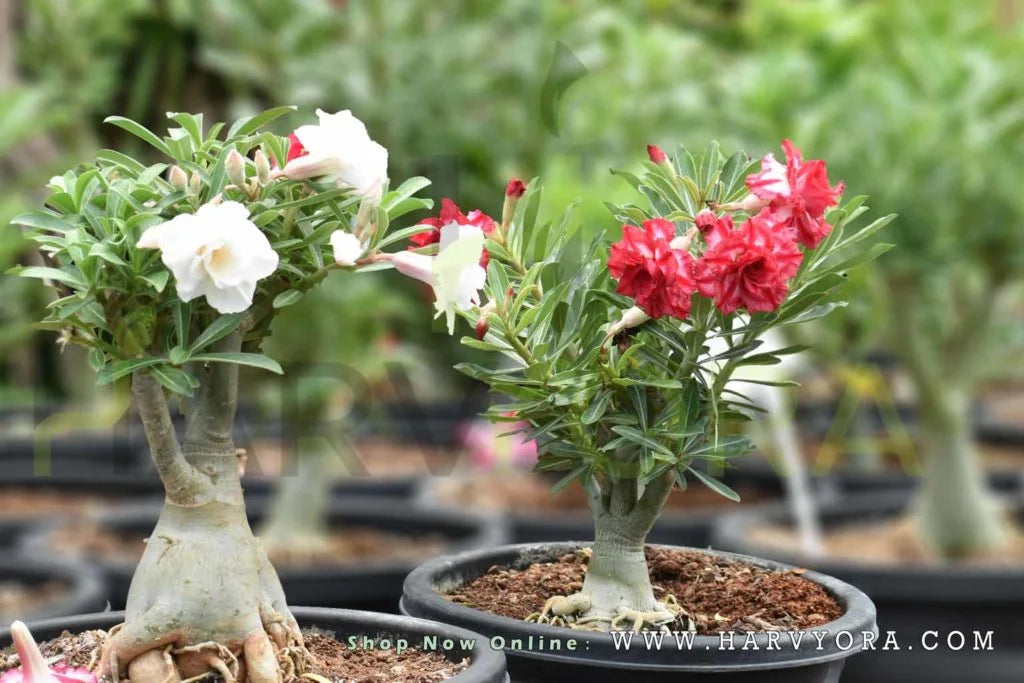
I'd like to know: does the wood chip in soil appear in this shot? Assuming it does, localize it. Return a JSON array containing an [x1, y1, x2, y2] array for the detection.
[[446, 547, 842, 633], [48, 522, 445, 567], [2, 630, 469, 683]]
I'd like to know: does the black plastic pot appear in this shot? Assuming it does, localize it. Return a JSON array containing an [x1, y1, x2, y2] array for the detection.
[[415, 471, 784, 547], [401, 541, 877, 682], [20, 497, 504, 612], [0, 556, 105, 623], [0, 474, 167, 549], [0, 607, 508, 682], [713, 493, 1024, 683]]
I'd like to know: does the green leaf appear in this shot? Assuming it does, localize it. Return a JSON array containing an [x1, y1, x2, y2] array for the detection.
[[189, 314, 243, 353], [190, 352, 283, 374], [140, 270, 170, 293], [151, 364, 196, 396], [686, 465, 741, 502], [581, 389, 613, 424], [88, 242, 127, 266], [104, 116, 171, 156], [11, 211, 74, 234], [609, 425, 675, 457], [273, 290, 303, 308], [7, 266, 87, 289], [169, 347, 190, 365], [96, 357, 163, 385], [228, 106, 297, 138]]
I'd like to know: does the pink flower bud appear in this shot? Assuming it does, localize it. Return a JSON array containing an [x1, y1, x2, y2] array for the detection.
[[646, 144, 667, 164], [0, 621, 97, 683], [225, 149, 247, 190], [505, 177, 526, 198], [168, 165, 188, 192]]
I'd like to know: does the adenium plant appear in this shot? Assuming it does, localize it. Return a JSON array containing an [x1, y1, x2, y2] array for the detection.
[[456, 142, 892, 630], [7, 106, 480, 683]]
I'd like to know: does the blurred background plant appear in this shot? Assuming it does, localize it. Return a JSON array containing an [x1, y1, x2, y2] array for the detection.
[[1, 0, 1022, 522]]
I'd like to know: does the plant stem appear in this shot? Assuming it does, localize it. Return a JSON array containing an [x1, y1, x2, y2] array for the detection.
[[131, 372, 202, 505], [580, 472, 674, 621]]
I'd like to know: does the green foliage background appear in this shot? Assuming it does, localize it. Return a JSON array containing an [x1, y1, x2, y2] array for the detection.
[[1, 0, 1022, 405]]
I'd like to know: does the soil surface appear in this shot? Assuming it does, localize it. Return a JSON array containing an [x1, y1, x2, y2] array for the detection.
[[0, 489, 110, 518], [749, 517, 1024, 566], [433, 473, 770, 514], [48, 522, 445, 567], [446, 547, 841, 633], [0, 580, 68, 621], [1, 629, 469, 683], [245, 438, 460, 478], [795, 438, 1024, 474]]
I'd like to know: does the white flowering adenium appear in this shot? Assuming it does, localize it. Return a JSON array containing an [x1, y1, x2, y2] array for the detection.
[[279, 108, 389, 199], [137, 201, 278, 314]]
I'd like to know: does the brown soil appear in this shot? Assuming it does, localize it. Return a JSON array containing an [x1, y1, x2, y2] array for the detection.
[[800, 438, 1024, 474], [47, 522, 445, 567], [749, 517, 1024, 566], [0, 489, 110, 518], [446, 547, 841, 633], [432, 473, 770, 514], [245, 438, 460, 479], [1, 629, 469, 683], [0, 580, 69, 621]]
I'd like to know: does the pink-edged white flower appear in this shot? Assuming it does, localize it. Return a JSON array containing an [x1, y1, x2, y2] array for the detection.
[[0, 621, 96, 683], [137, 200, 278, 314], [390, 223, 486, 334], [330, 230, 363, 266], [280, 109, 388, 199]]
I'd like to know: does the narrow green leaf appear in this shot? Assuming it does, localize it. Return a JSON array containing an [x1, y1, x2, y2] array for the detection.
[[189, 314, 243, 353], [686, 465, 741, 502], [190, 352, 283, 374], [104, 116, 171, 156], [273, 290, 303, 308]]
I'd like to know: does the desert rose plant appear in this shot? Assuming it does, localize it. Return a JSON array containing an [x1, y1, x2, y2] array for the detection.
[[450, 142, 892, 630], [6, 107, 484, 682]]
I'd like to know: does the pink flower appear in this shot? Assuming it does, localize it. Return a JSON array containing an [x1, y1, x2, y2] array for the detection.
[[410, 198, 495, 267], [460, 417, 538, 471], [646, 144, 668, 164], [0, 622, 96, 683], [608, 218, 696, 320], [745, 140, 844, 248], [694, 210, 803, 315], [285, 132, 307, 163]]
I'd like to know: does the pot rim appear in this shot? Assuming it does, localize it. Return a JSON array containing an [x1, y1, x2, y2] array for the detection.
[[401, 541, 878, 672], [0, 607, 507, 683]]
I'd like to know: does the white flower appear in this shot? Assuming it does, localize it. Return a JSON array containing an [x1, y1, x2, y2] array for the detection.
[[137, 200, 278, 314], [330, 230, 363, 266], [390, 224, 486, 334], [282, 109, 388, 198]]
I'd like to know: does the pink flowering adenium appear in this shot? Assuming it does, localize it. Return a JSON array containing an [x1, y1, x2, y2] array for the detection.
[[0, 622, 95, 683]]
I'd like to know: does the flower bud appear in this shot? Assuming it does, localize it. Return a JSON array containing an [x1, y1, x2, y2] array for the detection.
[[475, 300, 497, 340], [501, 177, 526, 231], [646, 144, 667, 164], [226, 148, 247, 190], [254, 149, 271, 185], [607, 305, 651, 339], [168, 165, 188, 191], [189, 171, 202, 195]]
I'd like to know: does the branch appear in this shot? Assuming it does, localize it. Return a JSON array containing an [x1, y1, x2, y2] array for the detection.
[[184, 331, 241, 450], [131, 371, 201, 504]]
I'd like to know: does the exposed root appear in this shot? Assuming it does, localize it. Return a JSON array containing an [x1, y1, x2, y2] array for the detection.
[[527, 591, 694, 633]]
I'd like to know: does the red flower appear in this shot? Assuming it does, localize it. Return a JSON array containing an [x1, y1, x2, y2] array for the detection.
[[409, 198, 495, 266], [646, 144, 668, 164], [694, 210, 803, 315], [505, 177, 526, 198], [693, 209, 732, 248], [745, 139, 844, 248], [608, 218, 696, 320], [286, 132, 308, 163]]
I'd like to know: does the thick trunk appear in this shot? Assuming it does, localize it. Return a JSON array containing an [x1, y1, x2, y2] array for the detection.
[[109, 335, 304, 683], [914, 389, 1007, 558], [580, 473, 673, 621]]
